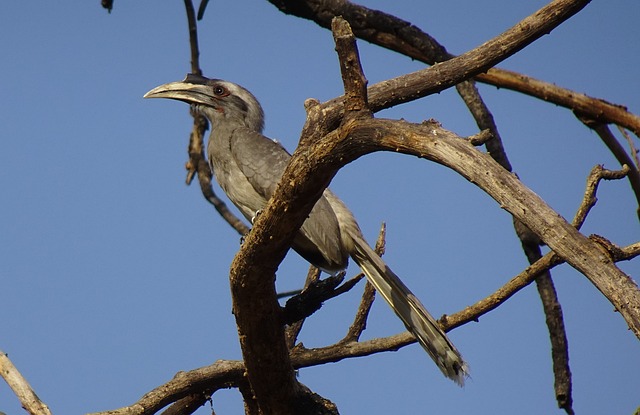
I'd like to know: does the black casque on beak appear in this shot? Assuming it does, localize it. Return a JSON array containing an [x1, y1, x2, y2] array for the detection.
[[143, 73, 217, 107]]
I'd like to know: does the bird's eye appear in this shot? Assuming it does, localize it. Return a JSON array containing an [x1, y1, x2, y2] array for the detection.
[[213, 85, 226, 96]]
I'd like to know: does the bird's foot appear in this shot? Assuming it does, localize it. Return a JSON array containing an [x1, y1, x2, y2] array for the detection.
[[251, 209, 263, 224]]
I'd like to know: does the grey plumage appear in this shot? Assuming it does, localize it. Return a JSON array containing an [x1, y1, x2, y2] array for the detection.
[[144, 74, 469, 385]]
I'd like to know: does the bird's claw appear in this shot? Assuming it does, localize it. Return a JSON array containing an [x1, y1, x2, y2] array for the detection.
[[251, 209, 263, 224]]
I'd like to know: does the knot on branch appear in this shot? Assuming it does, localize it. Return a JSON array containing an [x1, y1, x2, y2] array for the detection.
[[589, 234, 626, 262]]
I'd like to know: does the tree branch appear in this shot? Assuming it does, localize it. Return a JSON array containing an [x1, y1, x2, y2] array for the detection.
[[88, 234, 639, 415], [351, 119, 639, 332], [0, 350, 53, 415], [329, 0, 593, 123], [578, 116, 640, 219], [182, 0, 250, 236], [343, 223, 385, 343], [225, 5, 640, 411], [268, 0, 640, 137]]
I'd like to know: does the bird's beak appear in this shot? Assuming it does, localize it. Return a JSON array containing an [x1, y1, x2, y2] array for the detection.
[[143, 74, 214, 106]]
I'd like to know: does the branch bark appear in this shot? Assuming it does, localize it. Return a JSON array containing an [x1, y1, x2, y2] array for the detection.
[[225, 4, 640, 412], [578, 116, 640, 219], [348, 118, 640, 335], [0, 350, 53, 415], [316, 0, 594, 126], [88, 238, 639, 415], [268, 0, 640, 137]]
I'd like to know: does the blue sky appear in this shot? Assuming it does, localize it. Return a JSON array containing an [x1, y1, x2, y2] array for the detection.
[[1, 1, 638, 414]]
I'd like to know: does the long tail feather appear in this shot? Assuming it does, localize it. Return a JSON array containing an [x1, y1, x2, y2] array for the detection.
[[350, 235, 469, 385]]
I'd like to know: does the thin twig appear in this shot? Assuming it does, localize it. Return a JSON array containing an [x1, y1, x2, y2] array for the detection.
[[578, 117, 640, 219], [181, 0, 250, 235], [183, 0, 201, 75], [343, 223, 386, 342], [573, 164, 630, 229], [196, 0, 210, 20], [455, 80, 512, 172], [617, 125, 640, 168], [285, 266, 321, 348], [519, 241, 573, 414]]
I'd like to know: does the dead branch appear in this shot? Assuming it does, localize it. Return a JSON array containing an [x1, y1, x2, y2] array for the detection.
[[182, 0, 250, 236], [343, 223, 386, 343], [87, 234, 639, 415], [348, 119, 639, 334], [578, 116, 640, 219], [285, 265, 322, 349], [89, 360, 245, 415], [226, 5, 640, 411], [0, 350, 53, 415], [268, 0, 640, 137]]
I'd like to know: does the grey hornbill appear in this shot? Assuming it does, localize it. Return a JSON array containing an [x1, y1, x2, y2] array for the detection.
[[144, 74, 469, 385]]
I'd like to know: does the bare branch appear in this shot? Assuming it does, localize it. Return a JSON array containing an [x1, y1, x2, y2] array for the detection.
[[519, 234, 573, 414], [285, 265, 322, 349], [268, 0, 640, 137], [196, 0, 210, 20], [483, 68, 640, 137], [345, 118, 640, 336], [578, 117, 640, 219], [0, 350, 53, 415], [89, 360, 245, 415], [312, 0, 595, 133], [331, 17, 370, 117], [617, 126, 640, 169], [534, 269, 573, 414], [573, 164, 631, 228], [181, 0, 250, 236], [160, 394, 210, 415], [90, 234, 639, 415], [455, 80, 512, 171], [182, 0, 201, 75], [343, 223, 386, 342]]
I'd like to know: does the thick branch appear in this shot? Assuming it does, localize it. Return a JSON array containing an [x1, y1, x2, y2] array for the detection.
[[310, 0, 593, 132], [268, 0, 640, 136], [481, 68, 640, 137], [89, 360, 245, 415], [0, 350, 53, 415], [346, 118, 640, 336], [231, 111, 640, 409], [227, 5, 610, 394], [90, 236, 639, 415], [229, 249, 298, 415]]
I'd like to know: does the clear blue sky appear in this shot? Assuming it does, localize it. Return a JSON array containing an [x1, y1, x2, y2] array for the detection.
[[1, 1, 638, 414]]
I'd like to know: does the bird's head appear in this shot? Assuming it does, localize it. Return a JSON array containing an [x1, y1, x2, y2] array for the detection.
[[144, 74, 265, 133]]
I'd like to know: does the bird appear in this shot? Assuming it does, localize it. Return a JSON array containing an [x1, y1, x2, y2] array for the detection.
[[144, 74, 469, 385]]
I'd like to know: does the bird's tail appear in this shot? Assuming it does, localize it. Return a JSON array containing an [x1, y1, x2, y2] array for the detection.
[[350, 235, 469, 386]]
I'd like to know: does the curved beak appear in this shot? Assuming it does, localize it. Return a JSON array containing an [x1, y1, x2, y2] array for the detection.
[[143, 74, 214, 106]]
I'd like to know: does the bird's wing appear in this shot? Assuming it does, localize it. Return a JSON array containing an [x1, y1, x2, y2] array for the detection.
[[229, 127, 291, 200], [229, 127, 347, 270]]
